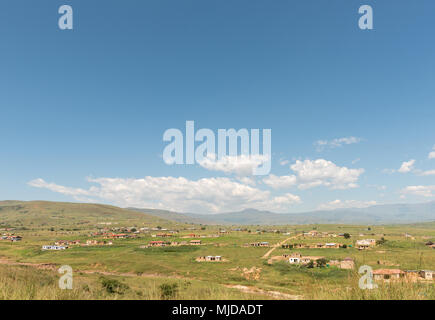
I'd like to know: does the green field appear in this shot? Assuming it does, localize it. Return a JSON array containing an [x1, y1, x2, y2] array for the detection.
[[1, 201, 434, 300]]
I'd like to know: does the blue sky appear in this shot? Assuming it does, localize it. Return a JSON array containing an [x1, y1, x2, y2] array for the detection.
[[1, 0, 435, 213]]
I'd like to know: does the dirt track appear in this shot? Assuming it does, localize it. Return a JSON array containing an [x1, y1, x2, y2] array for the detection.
[[261, 234, 300, 259]]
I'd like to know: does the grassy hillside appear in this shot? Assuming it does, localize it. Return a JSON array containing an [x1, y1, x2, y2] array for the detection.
[[0, 200, 434, 300], [0, 201, 175, 229]]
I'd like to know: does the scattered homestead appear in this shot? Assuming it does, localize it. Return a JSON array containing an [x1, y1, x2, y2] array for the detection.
[[355, 239, 377, 250], [245, 242, 270, 247], [1, 235, 22, 242], [285, 242, 345, 249], [287, 253, 325, 266], [372, 269, 434, 282], [42, 245, 67, 250], [302, 230, 339, 238], [196, 256, 224, 262], [329, 257, 355, 269]]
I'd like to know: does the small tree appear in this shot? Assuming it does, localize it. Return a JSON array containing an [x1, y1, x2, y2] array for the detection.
[[306, 261, 315, 269], [343, 233, 351, 239]]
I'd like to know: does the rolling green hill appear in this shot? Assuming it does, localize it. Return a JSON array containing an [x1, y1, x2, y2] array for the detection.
[[0, 201, 174, 229]]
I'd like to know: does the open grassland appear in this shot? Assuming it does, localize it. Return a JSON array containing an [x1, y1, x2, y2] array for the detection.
[[0, 201, 434, 300]]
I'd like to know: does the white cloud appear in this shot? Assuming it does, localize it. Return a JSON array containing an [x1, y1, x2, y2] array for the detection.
[[198, 154, 268, 176], [352, 158, 361, 164], [28, 176, 301, 213], [279, 159, 290, 166], [429, 145, 435, 159], [315, 137, 362, 152], [263, 159, 364, 190], [418, 170, 435, 176], [398, 160, 415, 173], [291, 159, 364, 190], [317, 199, 377, 211], [401, 185, 435, 198], [263, 174, 297, 189]]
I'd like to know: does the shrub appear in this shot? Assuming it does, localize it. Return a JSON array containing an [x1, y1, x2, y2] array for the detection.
[[100, 277, 129, 294], [159, 283, 178, 300], [316, 258, 327, 268]]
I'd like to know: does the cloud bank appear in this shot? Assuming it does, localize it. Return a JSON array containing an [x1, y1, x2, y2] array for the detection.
[[28, 176, 301, 213], [263, 159, 364, 190]]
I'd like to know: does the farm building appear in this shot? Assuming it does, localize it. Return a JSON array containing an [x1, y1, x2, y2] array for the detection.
[[190, 240, 201, 245]]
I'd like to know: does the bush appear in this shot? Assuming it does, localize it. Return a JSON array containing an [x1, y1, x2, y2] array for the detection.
[[316, 258, 327, 268], [100, 277, 129, 294], [306, 261, 315, 269], [159, 283, 178, 300]]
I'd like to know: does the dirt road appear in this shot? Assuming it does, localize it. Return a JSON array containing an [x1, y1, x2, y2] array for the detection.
[[261, 234, 300, 259]]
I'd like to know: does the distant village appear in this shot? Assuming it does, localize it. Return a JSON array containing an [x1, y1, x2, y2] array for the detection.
[[2, 224, 434, 284]]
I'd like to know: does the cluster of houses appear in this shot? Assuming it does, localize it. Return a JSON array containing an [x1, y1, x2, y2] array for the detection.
[[180, 233, 220, 239], [145, 239, 202, 247], [43, 239, 114, 250], [302, 230, 337, 238], [88, 231, 137, 239], [283, 253, 355, 269], [285, 253, 324, 266], [42, 245, 67, 250], [372, 269, 434, 282], [0, 234, 22, 242], [244, 242, 270, 247], [283, 242, 345, 249]]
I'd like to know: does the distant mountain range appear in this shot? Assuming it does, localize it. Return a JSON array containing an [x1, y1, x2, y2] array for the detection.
[[2, 200, 434, 227], [129, 201, 435, 225]]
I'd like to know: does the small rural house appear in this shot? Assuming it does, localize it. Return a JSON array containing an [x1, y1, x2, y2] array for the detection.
[[356, 239, 376, 250], [42, 245, 67, 250], [372, 269, 404, 281], [148, 241, 166, 247], [340, 257, 355, 269], [190, 240, 201, 245], [250, 242, 269, 247], [196, 256, 223, 262], [9, 235, 22, 242], [419, 270, 434, 280]]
